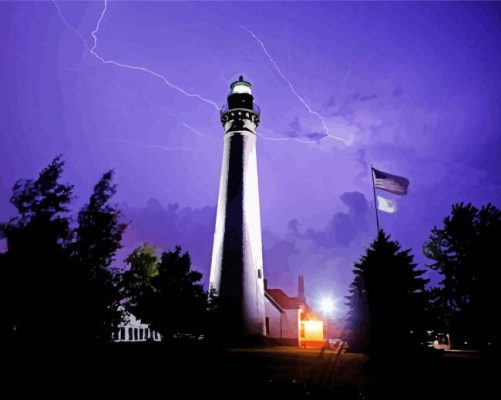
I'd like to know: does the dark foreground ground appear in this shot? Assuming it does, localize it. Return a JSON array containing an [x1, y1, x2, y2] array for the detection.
[[4, 343, 493, 399]]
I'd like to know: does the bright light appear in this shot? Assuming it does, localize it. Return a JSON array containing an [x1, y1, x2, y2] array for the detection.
[[319, 298, 335, 314], [302, 320, 324, 341], [232, 83, 252, 94]]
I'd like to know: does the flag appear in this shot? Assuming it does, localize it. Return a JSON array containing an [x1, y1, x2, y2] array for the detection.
[[377, 195, 398, 213], [372, 168, 410, 195]]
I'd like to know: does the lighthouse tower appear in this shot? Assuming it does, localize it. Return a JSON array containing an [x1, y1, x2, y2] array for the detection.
[[209, 76, 265, 340]]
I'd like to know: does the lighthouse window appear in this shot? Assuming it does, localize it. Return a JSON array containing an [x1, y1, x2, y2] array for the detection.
[[258, 269, 262, 278]]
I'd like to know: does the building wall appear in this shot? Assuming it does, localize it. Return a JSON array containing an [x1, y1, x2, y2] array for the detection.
[[264, 297, 300, 346], [265, 296, 282, 340], [283, 309, 300, 345], [113, 313, 161, 343]]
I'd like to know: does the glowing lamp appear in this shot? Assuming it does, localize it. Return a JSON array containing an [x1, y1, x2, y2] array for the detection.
[[230, 75, 252, 94]]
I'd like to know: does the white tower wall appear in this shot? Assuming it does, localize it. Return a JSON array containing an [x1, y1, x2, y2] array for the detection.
[[210, 102, 265, 339]]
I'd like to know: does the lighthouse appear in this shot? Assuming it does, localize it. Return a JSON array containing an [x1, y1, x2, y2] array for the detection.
[[209, 76, 266, 340]]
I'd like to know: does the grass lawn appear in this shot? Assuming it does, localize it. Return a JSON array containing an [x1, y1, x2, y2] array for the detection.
[[5, 343, 490, 398], [226, 346, 368, 389]]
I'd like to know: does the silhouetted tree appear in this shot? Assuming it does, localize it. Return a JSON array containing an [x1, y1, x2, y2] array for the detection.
[[71, 170, 127, 342], [0, 156, 74, 341], [0, 158, 127, 344], [121, 243, 160, 300], [124, 244, 206, 341], [423, 287, 452, 336], [424, 202, 501, 351], [0, 239, 14, 340], [347, 231, 429, 358]]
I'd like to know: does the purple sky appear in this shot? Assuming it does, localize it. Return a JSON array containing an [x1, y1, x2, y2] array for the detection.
[[1, 1, 501, 315]]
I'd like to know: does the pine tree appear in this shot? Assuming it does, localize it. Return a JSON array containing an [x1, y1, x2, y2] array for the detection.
[[347, 231, 429, 358], [424, 202, 501, 351]]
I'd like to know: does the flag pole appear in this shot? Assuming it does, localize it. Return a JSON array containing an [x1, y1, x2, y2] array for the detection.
[[370, 164, 380, 233]]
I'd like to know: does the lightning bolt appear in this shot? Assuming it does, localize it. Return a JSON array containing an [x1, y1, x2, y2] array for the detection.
[[241, 26, 349, 145], [257, 131, 317, 145], [52, 1, 348, 149], [98, 136, 199, 153], [52, 0, 220, 110], [180, 121, 206, 137], [166, 112, 207, 137]]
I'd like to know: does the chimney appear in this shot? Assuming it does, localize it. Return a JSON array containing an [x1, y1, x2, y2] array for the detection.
[[298, 275, 305, 302]]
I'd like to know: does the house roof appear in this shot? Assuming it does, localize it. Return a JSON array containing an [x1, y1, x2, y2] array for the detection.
[[264, 291, 285, 314], [266, 288, 304, 310]]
